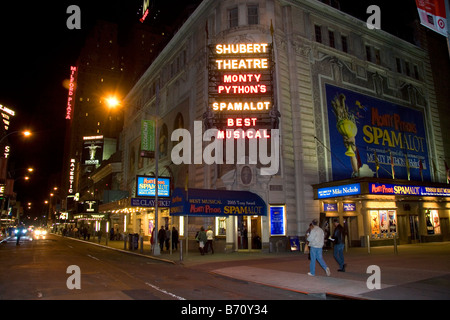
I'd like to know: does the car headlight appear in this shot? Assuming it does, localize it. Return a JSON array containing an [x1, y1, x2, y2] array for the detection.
[[22, 229, 27, 234], [14, 229, 18, 234], [42, 230, 47, 235], [35, 230, 41, 235]]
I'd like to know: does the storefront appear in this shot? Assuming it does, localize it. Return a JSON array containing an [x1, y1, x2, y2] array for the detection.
[[170, 187, 269, 252], [313, 178, 450, 246]]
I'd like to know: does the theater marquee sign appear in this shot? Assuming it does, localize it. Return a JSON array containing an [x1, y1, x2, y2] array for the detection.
[[207, 42, 276, 136]]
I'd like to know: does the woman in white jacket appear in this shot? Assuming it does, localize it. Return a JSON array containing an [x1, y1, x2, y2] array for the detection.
[[306, 219, 331, 277]]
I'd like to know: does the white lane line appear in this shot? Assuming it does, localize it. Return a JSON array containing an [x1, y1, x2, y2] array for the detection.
[[145, 282, 186, 300], [87, 254, 100, 261]]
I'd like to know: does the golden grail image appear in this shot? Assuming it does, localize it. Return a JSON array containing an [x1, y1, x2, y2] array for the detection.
[[336, 119, 357, 157]]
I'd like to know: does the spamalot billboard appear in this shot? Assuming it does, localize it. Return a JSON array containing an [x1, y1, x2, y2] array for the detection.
[[326, 84, 430, 181]]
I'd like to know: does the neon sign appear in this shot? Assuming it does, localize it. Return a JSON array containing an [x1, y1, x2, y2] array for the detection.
[[215, 43, 269, 54], [68, 158, 75, 194], [212, 101, 271, 111], [369, 183, 450, 197], [66, 66, 77, 120], [209, 43, 273, 124], [140, 0, 151, 23]]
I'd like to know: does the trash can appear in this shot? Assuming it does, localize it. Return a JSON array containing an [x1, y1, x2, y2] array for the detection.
[[128, 233, 134, 250], [133, 233, 139, 250]]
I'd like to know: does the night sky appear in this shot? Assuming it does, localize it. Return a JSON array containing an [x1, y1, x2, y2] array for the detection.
[[0, 0, 424, 221], [0, 0, 200, 220]]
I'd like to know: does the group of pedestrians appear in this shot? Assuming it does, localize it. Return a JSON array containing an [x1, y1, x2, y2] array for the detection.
[[306, 218, 346, 277], [155, 226, 179, 252]]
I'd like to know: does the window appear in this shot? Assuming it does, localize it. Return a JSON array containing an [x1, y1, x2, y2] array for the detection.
[[374, 48, 381, 65], [229, 7, 238, 28], [248, 5, 259, 25], [365, 45, 372, 62], [413, 65, 420, 80], [314, 25, 322, 43], [396, 58, 402, 73], [405, 61, 411, 76], [341, 36, 348, 53], [328, 30, 335, 48]]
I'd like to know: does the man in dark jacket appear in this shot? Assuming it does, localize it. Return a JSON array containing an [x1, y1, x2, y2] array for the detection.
[[331, 218, 346, 272]]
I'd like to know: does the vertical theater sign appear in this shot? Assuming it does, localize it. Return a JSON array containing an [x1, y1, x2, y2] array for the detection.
[[208, 43, 275, 132], [205, 42, 279, 174]]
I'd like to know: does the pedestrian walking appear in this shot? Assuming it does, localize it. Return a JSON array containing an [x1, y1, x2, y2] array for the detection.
[[306, 219, 330, 277], [165, 226, 171, 251], [196, 226, 207, 255], [305, 223, 313, 260], [158, 226, 166, 252], [330, 218, 346, 272], [172, 227, 179, 251], [205, 226, 214, 254]]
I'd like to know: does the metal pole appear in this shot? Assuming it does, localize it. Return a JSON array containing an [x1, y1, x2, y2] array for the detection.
[[367, 235, 371, 254], [153, 83, 160, 256], [393, 234, 398, 254], [179, 239, 183, 261]]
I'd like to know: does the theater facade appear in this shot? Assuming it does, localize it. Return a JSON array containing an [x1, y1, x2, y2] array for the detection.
[[116, 0, 449, 252]]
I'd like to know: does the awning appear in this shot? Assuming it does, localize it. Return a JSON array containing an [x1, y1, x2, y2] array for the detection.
[[170, 188, 267, 217]]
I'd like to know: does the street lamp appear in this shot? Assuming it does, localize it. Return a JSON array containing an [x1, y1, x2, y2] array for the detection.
[[105, 96, 120, 109], [0, 130, 32, 145]]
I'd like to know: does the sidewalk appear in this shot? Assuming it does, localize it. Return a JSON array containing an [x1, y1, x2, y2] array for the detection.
[[60, 234, 450, 300]]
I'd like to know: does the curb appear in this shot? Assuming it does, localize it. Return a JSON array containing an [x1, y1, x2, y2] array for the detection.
[[54, 233, 176, 265]]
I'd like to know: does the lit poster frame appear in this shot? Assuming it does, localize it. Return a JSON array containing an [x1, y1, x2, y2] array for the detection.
[[269, 205, 286, 236]]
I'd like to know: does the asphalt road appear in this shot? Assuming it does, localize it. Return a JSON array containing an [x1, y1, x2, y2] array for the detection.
[[0, 234, 314, 301]]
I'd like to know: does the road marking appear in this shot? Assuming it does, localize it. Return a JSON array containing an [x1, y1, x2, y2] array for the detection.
[[87, 254, 100, 261], [145, 282, 186, 300], [67, 245, 73, 248]]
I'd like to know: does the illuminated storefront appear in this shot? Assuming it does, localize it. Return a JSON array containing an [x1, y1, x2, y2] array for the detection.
[[313, 178, 450, 246]]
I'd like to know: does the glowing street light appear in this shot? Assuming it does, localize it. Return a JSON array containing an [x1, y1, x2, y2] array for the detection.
[[105, 96, 120, 109], [0, 130, 32, 145]]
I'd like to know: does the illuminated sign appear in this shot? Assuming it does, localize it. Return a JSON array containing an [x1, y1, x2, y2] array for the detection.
[[343, 203, 356, 211], [369, 183, 450, 197], [324, 203, 338, 211], [136, 176, 171, 197], [68, 158, 75, 194], [209, 42, 275, 138], [82, 136, 103, 165], [170, 187, 267, 217], [84, 200, 98, 213], [140, 0, 151, 23], [270, 206, 286, 236], [215, 43, 269, 54], [317, 183, 361, 199], [66, 66, 77, 120], [326, 84, 429, 181], [212, 101, 271, 111], [131, 197, 171, 208], [0, 104, 15, 131]]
